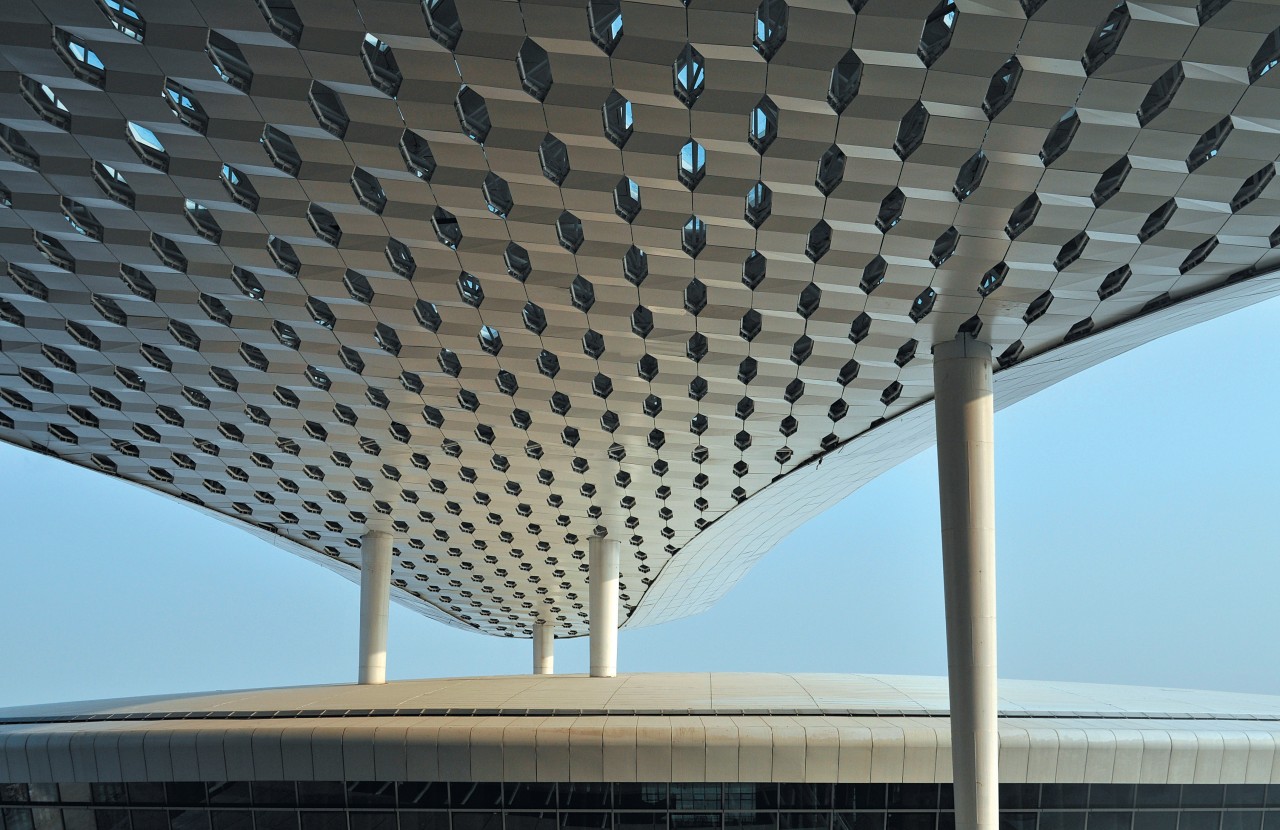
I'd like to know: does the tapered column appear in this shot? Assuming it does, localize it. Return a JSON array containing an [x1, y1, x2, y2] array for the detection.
[[588, 535, 620, 678], [533, 621, 555, 675], [932, 335, 998, 830], [357, 530, 393, 685]]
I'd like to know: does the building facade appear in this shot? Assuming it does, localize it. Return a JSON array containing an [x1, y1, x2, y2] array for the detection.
[[3, 676, 1280, 830]]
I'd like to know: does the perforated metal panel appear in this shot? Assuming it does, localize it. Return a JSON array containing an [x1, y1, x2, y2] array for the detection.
[[2, 0, 1280, 638]]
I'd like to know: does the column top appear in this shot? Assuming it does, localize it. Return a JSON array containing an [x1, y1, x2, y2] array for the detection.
[[931, 334, 993, 362]]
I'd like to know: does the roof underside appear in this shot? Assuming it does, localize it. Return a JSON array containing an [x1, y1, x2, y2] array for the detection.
[[2, 0, 1280, 637]]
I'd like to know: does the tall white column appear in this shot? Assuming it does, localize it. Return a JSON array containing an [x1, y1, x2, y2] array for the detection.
[[588, 534, 620, 678], [358, 529, 393, 685], [932, 335, 998, 830], [533, 621, 555, 675]]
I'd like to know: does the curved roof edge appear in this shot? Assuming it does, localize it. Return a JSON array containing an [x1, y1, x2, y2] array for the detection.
[[6, 455, 481, 635], [625, 267, 1280, 630], [2, 675, 1278, 785], [4, 674, 1280, 722], [7, 270, 1278, 642]]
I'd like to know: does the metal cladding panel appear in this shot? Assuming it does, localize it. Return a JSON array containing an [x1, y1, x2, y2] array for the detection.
[[2, 0, 1280, 637], [2, 674, 1280, 781], [6, 717, 1280, 783]]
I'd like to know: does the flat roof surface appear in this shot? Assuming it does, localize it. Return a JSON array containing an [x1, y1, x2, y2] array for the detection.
[[4, 675, 1280, 723]]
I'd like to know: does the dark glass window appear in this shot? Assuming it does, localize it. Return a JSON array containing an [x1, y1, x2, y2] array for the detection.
[[540, 133, 570, 185], [885, 815, 933, 830], [255, 812, 299, 830], [457, 85, 491, 143], [453, 814, 502, 830], [1181, 815, 1221, 830], [346, 785, 394, 809], [833, 787, 884, 812], [54, 28, 106, 88], [90, 789, 127, 807], [130, 811, 167, 830], [562, 815, 611, 830], [603, 90, 634, 148], [729, 816, 777, 830], [423, 0, 462, 50], [674, 43, 705, 106], [1089, 787, 1134, 810], [779, 815, 828, 830], [1082, 3, 1131, 75], [779, 787, 830, 811], [296, 784, 344, 808], [833, 815, 883, 830], [1043, 788, 1089, 811], [348, 814, 395, 830], [671, 786, 720, 812], [561, 785, 611, 811], [671, 817, 717, 830], [1247, 25, 1280, 83], [509, 815, 557, 830], [309, 81, 349, 138], [506, 786, 555, 811], [211, 813, 251, 830], [1133, 787, 1180, 810], [828, 50, 863, 114], [1137, 62, 1183, 126], [453, 786, 502, 810], [588, 0, 623, 55], [299, 814, 344, 830], [918, 0, 957, 67], [1133, 814, 1177, 830], [1041, 109, 1079, 167], [953, 151, 987, 201], [887, 787, 937, 811], [400, 815, 448, 830], [1220, 815, 1263, 830], [983, 57, 1021, 120], [361, 34, 401, 96], [894, 101, 929, 160], [616, 786, 668, 811], [617, 816, 666, 830], [207, 31, 252, 91], [726, 787, 777, 813], [1088, 813, 1133, 830], [518, 38, 553, 101], [208, 785, 250, 807]]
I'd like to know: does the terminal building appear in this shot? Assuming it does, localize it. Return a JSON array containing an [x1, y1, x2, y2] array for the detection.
[[3, 676, 1280, 830], [2, 0, 1280, 828]]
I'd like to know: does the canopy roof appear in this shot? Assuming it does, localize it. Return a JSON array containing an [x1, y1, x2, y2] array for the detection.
[[2, 0, 1279, 636]]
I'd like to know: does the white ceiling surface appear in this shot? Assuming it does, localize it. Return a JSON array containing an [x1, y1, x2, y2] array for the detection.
[[3, 0, 1280, 638]]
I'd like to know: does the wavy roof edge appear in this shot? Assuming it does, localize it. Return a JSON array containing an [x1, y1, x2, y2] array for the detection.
[[5, 265, 1279, 639], [627, 264, 1280, 629]]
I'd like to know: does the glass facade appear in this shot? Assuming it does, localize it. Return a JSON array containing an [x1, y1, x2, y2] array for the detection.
[[2, 784, 1280, 830]]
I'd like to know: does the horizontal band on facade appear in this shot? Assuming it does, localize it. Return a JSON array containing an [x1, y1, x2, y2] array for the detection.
[[3, 712, 1280, 727]]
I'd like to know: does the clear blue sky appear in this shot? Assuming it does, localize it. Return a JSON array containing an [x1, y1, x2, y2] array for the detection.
[[3, 299, 1279, 707]]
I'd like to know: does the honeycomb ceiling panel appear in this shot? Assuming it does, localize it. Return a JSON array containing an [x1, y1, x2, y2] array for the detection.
[[1, 0, 1280, 638]]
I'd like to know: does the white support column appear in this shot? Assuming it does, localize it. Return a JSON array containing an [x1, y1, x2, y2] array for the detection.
[[932, 335, 998, 830], [533, 621, 555, 675], [588, 534, 620, 678], [357, 529, 393, 685]]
